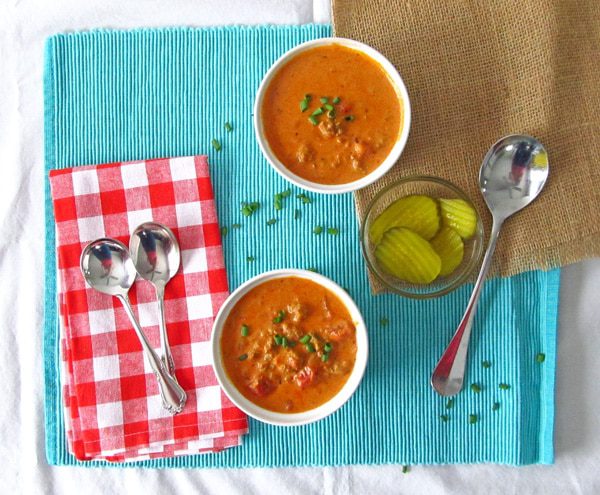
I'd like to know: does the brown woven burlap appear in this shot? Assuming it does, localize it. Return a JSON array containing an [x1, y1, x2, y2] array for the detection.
[[333, 0, 600, 288]]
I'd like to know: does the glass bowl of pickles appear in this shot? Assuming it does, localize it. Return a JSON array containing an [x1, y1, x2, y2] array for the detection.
[[360, 176, 484, 298]]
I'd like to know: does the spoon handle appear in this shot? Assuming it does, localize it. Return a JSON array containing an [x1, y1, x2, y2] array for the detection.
[[156, 285, 176, 375], [431, 218, 503, 396], [117, 294, 187, 414]]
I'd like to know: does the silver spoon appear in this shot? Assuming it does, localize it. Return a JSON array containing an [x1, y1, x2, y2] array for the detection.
[[80, 238, 187, 414], [431, 134, 549, 396], [129, 222, 180, 376]]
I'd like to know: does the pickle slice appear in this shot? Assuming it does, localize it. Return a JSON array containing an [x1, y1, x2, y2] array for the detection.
[[430, 226, 464, 276], [374, 227, 441, 284], [438, 199, 477, 240], [369, 195, 440, 244]]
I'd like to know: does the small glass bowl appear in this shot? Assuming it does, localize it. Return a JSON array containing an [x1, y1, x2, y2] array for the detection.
[[360, 176, 484, 299]]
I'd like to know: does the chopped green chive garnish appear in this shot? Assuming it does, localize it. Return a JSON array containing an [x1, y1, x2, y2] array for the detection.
[[281, 336, 288, 348], [327, 227, 339, 235], [471, 383, 482, 393], [241, 201, 260, 217], [294, 209, 301, 220], [324, 104, 334, 112], [402, 465, 409, 474], [308, 116, 319, 126], [274, 335, 283, 346], [324, 343, 333, 353], [299, 335, 311, 344], [446, 399, 455, 409], [499, 383, 511, 390], [300, 99, 309, 112], [273, 310, 286, 324], [469, 414, 478, 424], [440, 414, 449, 422], [313, 225, 323, 235], [311, 107, 324, 117], [536, 353, 546, 363], [297, 193, 312, 204], [307, 267, 318, 273], [274, 194, 283, 211], [224, 122, 233, 132], [320, 97, 328, 104], [380, 317, 389, 327], [281, 189, 291, 198], [220, 226, 228, 237], [332, 97, 341, 104], [305, 343, 316, 353], [266, 218, 277, 226], [492, 402, 500, 411], [482, 360, 492, 368], [232, 223, 241, 229], [345, 115, 355, 122], [321, 353, 330, 362], [246, 256, 255, 262], [305, 93, 312, 101], [238, 353, 248, 361], [211, 139, 222, 151], [241, 325, 249, 337]]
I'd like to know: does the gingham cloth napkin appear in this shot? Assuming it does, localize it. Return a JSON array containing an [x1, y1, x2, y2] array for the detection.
[[49, 156, 248, 462]]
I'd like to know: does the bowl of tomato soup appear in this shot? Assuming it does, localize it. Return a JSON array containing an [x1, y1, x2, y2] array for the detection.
[[254, 37, 411, 194], [211, 269, 368, 426]]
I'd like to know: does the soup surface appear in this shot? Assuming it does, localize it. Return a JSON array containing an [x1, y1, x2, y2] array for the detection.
[[261, 44, 402, 185], [220, 277, 357, 413]]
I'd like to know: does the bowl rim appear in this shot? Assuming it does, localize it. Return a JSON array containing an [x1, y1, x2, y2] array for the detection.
[[210, 268, 369, 426], [253, 37, 412, 195], [360, 175, 485, 299]]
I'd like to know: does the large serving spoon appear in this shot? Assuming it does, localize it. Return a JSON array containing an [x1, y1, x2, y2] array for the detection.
[[129, 222, 181, 376], [80, 238, 187, 414], [431, 135, 549, 396]]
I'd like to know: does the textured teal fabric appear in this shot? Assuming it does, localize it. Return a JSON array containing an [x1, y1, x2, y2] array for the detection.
[[43, 25, 560, 467]]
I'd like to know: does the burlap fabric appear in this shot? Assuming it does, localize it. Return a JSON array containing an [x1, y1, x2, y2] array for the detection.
[[333, 0, 600, 288]]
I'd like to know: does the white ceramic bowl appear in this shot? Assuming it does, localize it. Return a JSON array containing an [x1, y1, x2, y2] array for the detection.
[[210, 269, 368, 426], [254, 37, 411, 194]]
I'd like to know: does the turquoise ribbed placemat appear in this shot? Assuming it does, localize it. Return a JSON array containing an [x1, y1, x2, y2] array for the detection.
[[43, 25, 560, 467]]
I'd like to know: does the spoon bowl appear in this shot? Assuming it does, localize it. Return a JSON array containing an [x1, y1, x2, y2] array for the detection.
[[431, 134, 549, 396]]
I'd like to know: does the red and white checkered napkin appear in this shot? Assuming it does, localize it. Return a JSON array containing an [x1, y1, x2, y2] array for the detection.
[[49, 156, 248, 462]]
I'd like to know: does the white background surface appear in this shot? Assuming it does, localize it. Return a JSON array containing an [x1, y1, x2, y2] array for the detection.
[[1, 0, 599, 493]]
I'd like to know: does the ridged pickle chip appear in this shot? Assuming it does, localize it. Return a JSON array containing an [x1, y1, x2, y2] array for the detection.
[[430, 226, 464, 276], [374, 227, 441, 284], [438, 199, 477, 239], [369, 195, 440, 244]]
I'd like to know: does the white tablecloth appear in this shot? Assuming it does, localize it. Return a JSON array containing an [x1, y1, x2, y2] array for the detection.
[[1, 0, 599, 493]]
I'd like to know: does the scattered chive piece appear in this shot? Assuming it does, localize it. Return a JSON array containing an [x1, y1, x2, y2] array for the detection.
[[308, 116, 319, 126], [281, 189, 291, 198], [469, 414, 478, 424], [297, 193, 312, 204], [471, 383, 482, 393], [241, 201, 260, 217], [294, 209, 301, 220], [300, 99, 309, 112], [499, 383, 511, 390], [305, 343, 316, 353], [299, 335, 311, 344], [311, 107, 324, 117], [274, 193, 283, 211], [345, 115, 355, 122], [241, 325, 249, 337], [307, 267, 318, 273], [482, 360, 492, 368], [536, 353, 546, 363], [232, 223, 242, 229], [211, 138, 222, 151], [220, 226, 228, 237], [324, 343, 333, 353], [324, 103, 334, 111], [224, 122, 233, 132], [492, 402, 500, 411], [274, 335, 283, 346], [440, 414, 449, 422], [328, 110, 336, 118], [320, 97, 328, 104], [266, 218, 277, 226], [246, 256, 255, 262], [281, 336, 288, 348], [321, 353, 330, 362], [333, 97, 341, 104], [313, 225, 323, 235], [380, 317, 389, 327], [446, 398, 455, 409], [238, 353, 248, 361], [305, 93, 312, 101], [273, 310, 286, 324], [327, 227, 339, 235], [402, 465, 409, 474]]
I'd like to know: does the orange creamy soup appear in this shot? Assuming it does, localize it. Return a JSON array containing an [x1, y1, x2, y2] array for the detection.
[[261, 44, 402, 185]]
